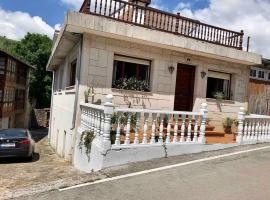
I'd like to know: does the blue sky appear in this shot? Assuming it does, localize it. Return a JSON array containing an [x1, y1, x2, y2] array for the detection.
[[0, 0, 210, 27], [0, 0, 269, 57], [0, 0, 71, 27]]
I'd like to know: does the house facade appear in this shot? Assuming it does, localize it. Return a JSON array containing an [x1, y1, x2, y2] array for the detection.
[[0, 49, 32, 129], [47, 0, 261, 162], [249, 59, 270, 115]]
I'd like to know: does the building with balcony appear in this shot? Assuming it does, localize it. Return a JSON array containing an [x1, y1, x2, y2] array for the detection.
[[249, 59, 270, 115], [0, 49, 33, 129], [47, 0, 261, 164]]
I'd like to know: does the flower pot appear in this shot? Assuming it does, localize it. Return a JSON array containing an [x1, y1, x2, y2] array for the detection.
[[224, 126, 232, 134]]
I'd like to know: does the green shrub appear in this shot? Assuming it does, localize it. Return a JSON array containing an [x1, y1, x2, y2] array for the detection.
[[113, 77, 150, 92]]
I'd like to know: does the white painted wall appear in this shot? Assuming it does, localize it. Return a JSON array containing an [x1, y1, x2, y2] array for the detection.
[[49, 42, 80, 161]]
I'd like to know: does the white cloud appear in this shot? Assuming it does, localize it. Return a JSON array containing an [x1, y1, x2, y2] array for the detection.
[[60, 0, 84, 10], [175, 0, 270, 58], [0, 8, 54, 40], [54, 23, 62, 31]]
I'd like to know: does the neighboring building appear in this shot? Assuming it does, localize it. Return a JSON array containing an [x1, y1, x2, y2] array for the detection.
[[47, 0, 261, 161], [0, 49, 33, 129], [249, 59, 270, 115]]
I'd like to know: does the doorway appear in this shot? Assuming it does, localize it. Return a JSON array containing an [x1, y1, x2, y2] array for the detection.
[[174, 64, 196, 111]]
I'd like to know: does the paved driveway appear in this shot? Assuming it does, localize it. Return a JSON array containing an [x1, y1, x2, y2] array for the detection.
[[0, 129, 88, 199]]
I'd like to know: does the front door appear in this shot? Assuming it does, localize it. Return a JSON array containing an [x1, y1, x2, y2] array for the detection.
[[174, 64, 195, 111]]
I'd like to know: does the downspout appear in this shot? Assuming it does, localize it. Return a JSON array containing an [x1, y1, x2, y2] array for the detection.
[[71, 34, 83, 130], [47, 71, 55, 143]]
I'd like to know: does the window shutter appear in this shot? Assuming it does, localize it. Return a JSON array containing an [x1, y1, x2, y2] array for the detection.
[[114, 55, 150, 66], [208, 71, 230, 80]]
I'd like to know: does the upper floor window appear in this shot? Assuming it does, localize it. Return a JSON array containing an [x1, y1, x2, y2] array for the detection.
[[0, 57, 5, 75], [258, 70, 265, 79], [250, 69, 257, 78], [69, 60, 77, 86], [6, 58, 16, 82], [112, 55, 151, 92]]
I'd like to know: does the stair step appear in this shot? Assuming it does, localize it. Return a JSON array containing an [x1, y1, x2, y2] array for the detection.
[[205, 131, 225, 137]]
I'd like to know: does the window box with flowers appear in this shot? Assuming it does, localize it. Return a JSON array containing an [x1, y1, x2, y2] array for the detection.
[[112, 55, 151, 92]]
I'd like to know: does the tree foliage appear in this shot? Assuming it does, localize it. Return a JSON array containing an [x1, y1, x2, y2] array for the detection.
[[13, 33, 52, 108], [0, 36, 18, 55]]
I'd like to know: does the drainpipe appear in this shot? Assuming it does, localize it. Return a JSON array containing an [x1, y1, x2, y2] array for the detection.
[[47, 71, 55, 142], [71, 34, 83, 130]]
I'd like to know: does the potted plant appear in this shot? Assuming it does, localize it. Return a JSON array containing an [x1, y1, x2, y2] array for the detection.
[[223, 117, 234, 134], [213, 91, 225, 100], [206, 118, 215, 131], [84, 87, 96, 103]]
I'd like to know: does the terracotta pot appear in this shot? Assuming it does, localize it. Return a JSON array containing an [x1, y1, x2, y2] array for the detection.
[[224, 126, 232, 134]]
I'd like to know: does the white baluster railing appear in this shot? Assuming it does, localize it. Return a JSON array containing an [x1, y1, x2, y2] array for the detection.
[[237, 107, 270, 144], [113, 103, 208, 147], [80, 94, 208, 150]]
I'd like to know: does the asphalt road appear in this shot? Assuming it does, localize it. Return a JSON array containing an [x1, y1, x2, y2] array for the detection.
[[20, 144, 270, 200]]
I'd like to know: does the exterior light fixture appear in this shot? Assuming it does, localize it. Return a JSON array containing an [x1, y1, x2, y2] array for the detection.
[[168, 66, 175, 74], [201, 71, 207, 79]]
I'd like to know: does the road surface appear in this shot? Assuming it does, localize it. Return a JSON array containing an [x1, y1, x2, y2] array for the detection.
[[20, 144, 270, 200]]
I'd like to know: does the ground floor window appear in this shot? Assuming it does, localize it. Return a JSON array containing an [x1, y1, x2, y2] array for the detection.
[[112, 55, 151, 92], [206, 71, 231, 100]]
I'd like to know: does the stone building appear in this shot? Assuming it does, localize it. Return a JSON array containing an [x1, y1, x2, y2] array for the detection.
[[47, 0, 261, 162], [249, 59, 270, 115], [0, 49, 33, 129]]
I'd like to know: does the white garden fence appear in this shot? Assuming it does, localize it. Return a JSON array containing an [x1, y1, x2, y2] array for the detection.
[[80, 94, 208, 149], [236, 107, 270, 143]]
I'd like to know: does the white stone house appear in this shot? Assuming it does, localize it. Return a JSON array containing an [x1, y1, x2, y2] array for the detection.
[[47, 0, 261, 164]]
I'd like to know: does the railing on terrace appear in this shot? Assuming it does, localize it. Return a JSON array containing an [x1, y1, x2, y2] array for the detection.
[[236, 108, 270, 143], [79, 0, 244, 50], [80, 94, 208, 148]]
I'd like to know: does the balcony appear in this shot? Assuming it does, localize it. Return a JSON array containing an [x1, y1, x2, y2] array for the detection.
[[80, 0, 244, 50]]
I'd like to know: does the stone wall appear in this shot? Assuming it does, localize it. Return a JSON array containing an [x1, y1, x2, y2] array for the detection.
[[78, 34, 249, 130], [33, 108, 50, 128]]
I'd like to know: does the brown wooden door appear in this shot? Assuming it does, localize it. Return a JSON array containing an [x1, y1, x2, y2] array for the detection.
[[174, 64, 195, 111]]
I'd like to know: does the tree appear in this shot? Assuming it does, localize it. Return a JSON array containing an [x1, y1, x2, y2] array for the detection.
[[14, 33, 52, 108]]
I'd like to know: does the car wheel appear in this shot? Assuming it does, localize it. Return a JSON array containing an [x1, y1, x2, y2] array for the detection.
[[27, 152, 34, 161]]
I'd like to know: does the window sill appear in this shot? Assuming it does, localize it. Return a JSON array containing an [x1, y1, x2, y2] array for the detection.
[[111, 88, 152, 95], [206, 98, 235, 104], [65, 86, 76, 94]]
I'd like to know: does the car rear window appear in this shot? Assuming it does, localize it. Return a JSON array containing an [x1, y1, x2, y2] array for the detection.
[[0, 129, 28, 137]]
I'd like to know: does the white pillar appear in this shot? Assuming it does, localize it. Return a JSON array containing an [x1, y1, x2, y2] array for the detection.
[[198, 103, 208, 144], [103, 94, 114, 150], [236, 107, 245, 144]]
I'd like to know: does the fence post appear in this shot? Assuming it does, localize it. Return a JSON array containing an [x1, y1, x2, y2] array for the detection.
[[236, 107, 245, 144], [103, 94, 114, 150], [199, 103, 208, 144], [175, 12, 180, 34]]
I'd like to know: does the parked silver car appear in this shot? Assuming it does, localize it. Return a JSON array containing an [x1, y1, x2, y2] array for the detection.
[[0, 129, 35, 160]]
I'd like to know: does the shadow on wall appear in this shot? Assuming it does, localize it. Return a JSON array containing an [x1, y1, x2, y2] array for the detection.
[[206, 98, 236, 112]]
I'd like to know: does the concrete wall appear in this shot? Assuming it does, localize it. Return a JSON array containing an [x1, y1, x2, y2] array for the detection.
[[78, 34, 249, 130], [49, 43, 80, 161], [50, 91, 76, 161]]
